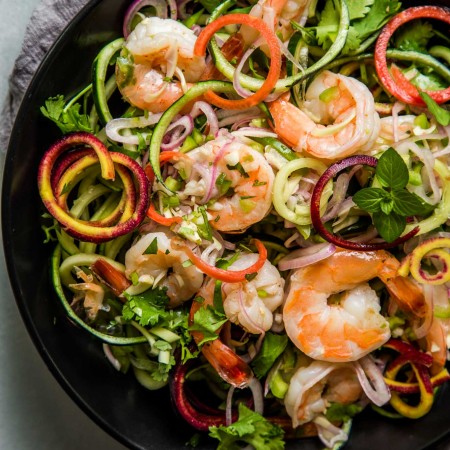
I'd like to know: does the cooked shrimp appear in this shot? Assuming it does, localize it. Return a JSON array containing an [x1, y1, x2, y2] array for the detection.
[[70, 268, 105, 321], [116, 17, 206, 113], [242, 0, 312, 45], [283, 249, 426, 362], [177, 134, 275, 232], [221, 253, 284, 333], [269, 71, 380, 161], [284, 360, 362, 427], [125, 230, 204, 306], [190, 279, 254, 388]]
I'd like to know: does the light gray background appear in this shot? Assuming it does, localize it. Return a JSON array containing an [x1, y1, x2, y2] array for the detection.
[[0, 1, 126, 449]]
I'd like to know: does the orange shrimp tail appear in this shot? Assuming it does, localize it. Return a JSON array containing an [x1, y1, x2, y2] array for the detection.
[[202, 340, 254, 388]]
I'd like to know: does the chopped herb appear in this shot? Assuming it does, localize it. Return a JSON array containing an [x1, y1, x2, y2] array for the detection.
[[144, 237, 158, 255], [227, 162, 250, 178]]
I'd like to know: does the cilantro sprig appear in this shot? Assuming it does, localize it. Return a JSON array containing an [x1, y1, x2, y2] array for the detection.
[[41, 95, 93, 134], [353, 148, 434, 242], [209, 404, 285, 450]]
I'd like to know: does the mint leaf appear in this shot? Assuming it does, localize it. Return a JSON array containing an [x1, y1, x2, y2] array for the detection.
[[209, 404, 285, 450], [380, 197, 394, 215], [122, 287, 170, 326], [373, 211, 406, 242], [391, 190, 435, 216], [352, 188, 388, 213], [251, 333, 288, 379], [419, 92, 450, 126], [394, 20, 434, 53], [376, 148, 408, 189]]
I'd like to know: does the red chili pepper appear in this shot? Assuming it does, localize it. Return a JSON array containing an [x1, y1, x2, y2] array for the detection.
[[374, 5, 450, 106]]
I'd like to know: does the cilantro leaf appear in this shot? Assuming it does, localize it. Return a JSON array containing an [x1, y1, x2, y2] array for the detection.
[[347, 0, 374, 20], [122, 287, 170, 326], [376, 147, 409, 190], [144, 237, 158, 255], [394, 20, 434, 53], [251, 333, 288, 379], [40, 95, 93, 134], [326, 403, 363, 422], [419, 92, 450, 126], [352, 188, 389, 213], [209, 404, 285, 450], [373, 211, 406, 243], [316, 0, 340, 50], [189, 305, 227, 346], [351, 0, 401, 42]]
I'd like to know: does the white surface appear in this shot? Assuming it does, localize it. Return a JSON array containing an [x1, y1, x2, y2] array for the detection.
[[0, 1, 126, 449]]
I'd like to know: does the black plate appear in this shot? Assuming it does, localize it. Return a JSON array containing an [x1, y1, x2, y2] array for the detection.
[[3, 1, 450, 449]]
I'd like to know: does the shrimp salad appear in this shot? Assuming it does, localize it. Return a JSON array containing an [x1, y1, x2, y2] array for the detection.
[[37, 0, 450, 448]]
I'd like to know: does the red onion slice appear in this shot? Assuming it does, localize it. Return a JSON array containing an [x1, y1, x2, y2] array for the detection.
[[161, 115, 194, 151], [278, 243, 336, 271], [123, 0, 173, 38], [190, 101, 219, 137], [352, 355, 391, 406]]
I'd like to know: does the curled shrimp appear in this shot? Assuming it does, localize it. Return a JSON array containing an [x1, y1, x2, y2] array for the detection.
[[269, 71, 380, 161], [190, 279, 254, 388], [116, 17, 206, 112], [125, 230, 204, 306], [284, 360, 362, 428], [242, 0, 312, 45], [222, 253, 284, 334], [177, 134, 275, 232], [283, 249, 426, 362]]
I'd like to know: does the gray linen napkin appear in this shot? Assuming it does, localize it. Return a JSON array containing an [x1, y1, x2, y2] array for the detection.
[[0, 0, 90, 151]]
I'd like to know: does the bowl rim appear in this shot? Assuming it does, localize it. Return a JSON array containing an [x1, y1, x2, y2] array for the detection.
[[1, 1, 138, 449]]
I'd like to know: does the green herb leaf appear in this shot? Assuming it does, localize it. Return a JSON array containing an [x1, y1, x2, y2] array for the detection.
[[373, 211, 406, 242], [376, 147, 409, 189], [352, 187, 388, 213], [251, 333, 288, 379], [122, 287, 170, 326], [197, 206, 213, 241], [215, 173, 232, 196], [394, 20, 434, 53], [144, 237, 158, 255], [326, 403, 363, 423], [419, 92, 450, 126], [41, 95, 93, 134], [227, 162, 249, 178], [209, 404, 285, 450], [189, 305, 227, 346], [380, 197, 394, 215], [391, 190, 435, 216]]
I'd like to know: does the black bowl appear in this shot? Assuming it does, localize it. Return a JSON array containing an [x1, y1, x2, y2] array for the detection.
[[3, 1, 450, 449]]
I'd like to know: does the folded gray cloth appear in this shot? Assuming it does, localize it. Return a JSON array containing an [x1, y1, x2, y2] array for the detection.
[[0, 0, 90, 151]]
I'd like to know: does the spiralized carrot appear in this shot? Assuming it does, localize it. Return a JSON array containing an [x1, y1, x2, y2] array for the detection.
[[194, 14, 281, 110]]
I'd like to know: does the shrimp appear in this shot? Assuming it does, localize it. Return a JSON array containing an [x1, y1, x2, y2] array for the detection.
[[269, 71, 380, 161], [242, 0, 312, 45], [116, 17, 206, 113], [221, 253, 284, 334], [125, 230, 204, 306], [190, 279, 254, 388], [177, 134, 275, 232], [284, 360, 362, 428], [70, 268, 105, 321], [283, 249, 426, 362]]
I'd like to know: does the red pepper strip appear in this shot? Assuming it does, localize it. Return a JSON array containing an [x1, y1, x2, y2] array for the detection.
[[194, 14, 281, 110], [145, 151, 190, 226], [389, 363, 434, 418], [385, 367, 450, 394], [374, 5, 450, 106], [172, 237, 267, 283]]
